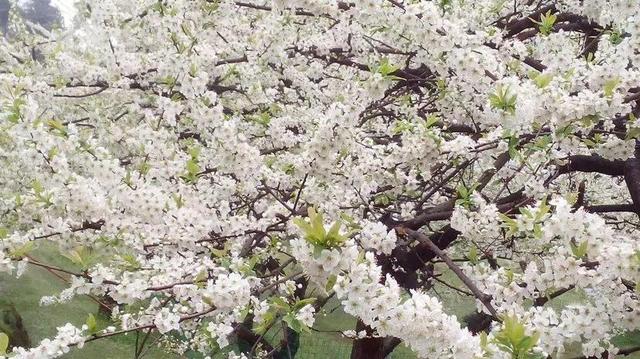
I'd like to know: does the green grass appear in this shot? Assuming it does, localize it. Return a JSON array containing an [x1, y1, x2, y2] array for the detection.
[[0, 243, 176, 358]]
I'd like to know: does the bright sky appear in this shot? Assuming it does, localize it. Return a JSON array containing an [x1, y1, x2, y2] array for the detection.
[[50, 0, 76, 27]]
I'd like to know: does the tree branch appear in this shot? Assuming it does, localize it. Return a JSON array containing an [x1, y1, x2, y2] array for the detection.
[[403, 228, 499, 318], [558, 155, 625, 176]]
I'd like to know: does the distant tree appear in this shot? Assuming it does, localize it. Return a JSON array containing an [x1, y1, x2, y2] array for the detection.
[[18, 0, 61, 30], [1, 0, 61, 36], [0, 0, 9, 36]]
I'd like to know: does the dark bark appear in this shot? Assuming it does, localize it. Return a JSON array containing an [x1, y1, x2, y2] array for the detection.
[[274, 327, 300, 359], [236, 320, 276, 354], [384, 226, 460, 289], [585, 203, 636, 213], [533, 285, 575, 307], [558, 155, 625, 176], [502, 4, 556, 37], [624, 158, 640, 216], [462, 312, 494, 334], [0, 300, 31, 349], [382, 337, 402, 357], [350, 321, 385, 359]]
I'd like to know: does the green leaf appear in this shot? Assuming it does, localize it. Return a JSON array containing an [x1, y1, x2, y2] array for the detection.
[[555, 124, 573, 138], [498, 213, 517, 227], [159, 75, 177, 87], [282, 313, 305, 333], [533, 223, 542, 239], [282, 163, 296, 175], [374, 194, 391, 206], [181, 153, 201, 183], [47, 147, 59, 160], [531, 135, 551, 151], [9, 241, 34, 260], [119, 253, 141, 270], [626, 127, 640, 140], [253, 310, 275, 335], [533, 73, 553, 88], [585, 52, 595, 64], [508, 136, 520, 159], [293, 297, 317, 311], [608, 29, 623, 45], [249, 111, 271, 127], [436, 78, 448, 99], [525, 331, 540, 351], [604, 78, 620, 98], [392, 120, 415, 135], [186, 158, 200, 175], [505, 269, 514, 285], [468, 246, 479, 264], [532, 11, 557, 36], [424, 114, 439, 128], [0, 332, 8, 355], [138, 161, 151, 176], [519, 207, 533, 218], [489, 85, 517, 113], [293, 217, 313, 235], [172, 193, 184, 208], [570, 240, 588, 259], [62, 246, 94, 270], [309, 208, 325, 236], [7, 97, 26, 123], [14, 194, 22, 207], [339, 213, 361, 230], [194, 270, 207, 288], [325, 274, 337, 292], [480, 331, 488, 348], [312, 244, 324, 257], [64, 248, 84, 266], [327, 221, 342, 241], [122, 170, 134, 188], [237, 306, 250, 322], [271, 297, 290, 311], [86, 313, 98, 334], [536, 199, 550, 220], [31, 179, 44, 195], [46, 119, 68, 137], [493, 315, 540, 358], [295, 207, 348, 249], [457, 185, 469, 199], [372, 58, 399, 77]]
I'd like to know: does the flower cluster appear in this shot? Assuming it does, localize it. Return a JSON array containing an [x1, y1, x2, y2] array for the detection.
[[358, 220, 397, 255], [0, 0, 640, 357], [9, 324, 85, 359], [332, 250, 480, 358]]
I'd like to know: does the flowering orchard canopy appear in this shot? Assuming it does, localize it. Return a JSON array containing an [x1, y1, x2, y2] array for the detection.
[[1, 0, 640, 358]]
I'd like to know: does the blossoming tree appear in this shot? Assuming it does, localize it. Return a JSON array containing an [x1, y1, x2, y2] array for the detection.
[[1, 0, 640, 358]]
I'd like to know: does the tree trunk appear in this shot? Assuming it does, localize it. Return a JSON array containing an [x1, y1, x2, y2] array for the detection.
[[349, 320, 385, 359]]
